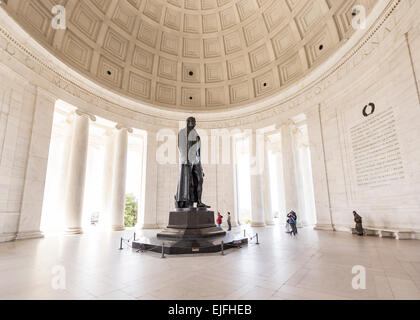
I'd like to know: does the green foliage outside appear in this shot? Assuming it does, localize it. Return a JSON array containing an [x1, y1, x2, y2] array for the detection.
[[124, 193, 138, 227]]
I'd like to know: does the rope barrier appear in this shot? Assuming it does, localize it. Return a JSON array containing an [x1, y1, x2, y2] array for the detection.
[[242, 229, 260, 245], [118, 232, 137, 250]]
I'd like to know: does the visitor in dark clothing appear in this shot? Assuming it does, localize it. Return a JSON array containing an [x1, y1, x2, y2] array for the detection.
[[353, 211, 364, 236], [287, 211, 297, 236]]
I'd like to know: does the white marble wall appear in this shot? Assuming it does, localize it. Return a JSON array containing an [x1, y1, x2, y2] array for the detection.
[[16, 88, 55, 239], [306, 0, 420, 235], [0, 67, 54, 242]]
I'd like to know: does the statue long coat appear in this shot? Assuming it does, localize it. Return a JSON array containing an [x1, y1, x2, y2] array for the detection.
[[175, 127, 201, 204]]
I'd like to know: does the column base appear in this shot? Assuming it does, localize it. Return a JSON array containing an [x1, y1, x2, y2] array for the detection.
[[251, 222, 266, 227], [112, 225, 125, 231], [265, 220, 275, 226], [314, 224, 335, 231], [15, 231, 44, 240], [138, 224, 160, 229], [66, 227, 83, 235], [0, 232, 17, 242]]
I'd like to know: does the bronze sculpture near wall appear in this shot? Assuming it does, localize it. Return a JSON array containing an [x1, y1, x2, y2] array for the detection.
[[175, 117, 210, 209]]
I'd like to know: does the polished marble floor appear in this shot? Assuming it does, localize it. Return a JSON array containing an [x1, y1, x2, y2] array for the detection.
[[1, 226, 420, 300]]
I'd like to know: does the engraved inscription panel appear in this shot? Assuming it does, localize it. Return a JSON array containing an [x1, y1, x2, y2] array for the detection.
[[349, 107, 405, 188]]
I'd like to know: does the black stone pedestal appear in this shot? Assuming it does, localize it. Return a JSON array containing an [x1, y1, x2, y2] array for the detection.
[[157, 208, 226, 239], [131, 208, 247, 255], [132, 233, 248, 255]]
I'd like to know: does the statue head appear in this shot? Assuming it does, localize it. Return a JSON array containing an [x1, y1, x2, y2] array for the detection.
[[186, 117, 196, 130]]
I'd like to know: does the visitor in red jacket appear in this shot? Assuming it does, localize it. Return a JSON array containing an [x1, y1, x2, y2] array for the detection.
[[217, 212, 223, 229]]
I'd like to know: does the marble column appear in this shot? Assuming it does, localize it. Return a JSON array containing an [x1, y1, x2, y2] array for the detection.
[[281, 123, 299, 215], [16, 87, 55, 240], [110, 125, 132, 231], [249, 130, 265, 227], [216, 133, 238, 227], [58, 116, 73, 208], [64, 109, 95, 234], [100, 128, 115, 228], [273, 148, 287, 218], [294, 131, 310, 228], [263, 138, 274, 225], [293, 128, 306, 228], [306, 106, 334, 230], [139, 130, 159, 229]]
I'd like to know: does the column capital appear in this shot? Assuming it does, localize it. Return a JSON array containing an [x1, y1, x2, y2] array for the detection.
[[276, 119, 296, 129], [75, 109, 96, 121], [116, 124, 133, 133], [36, 87, 57, 102]]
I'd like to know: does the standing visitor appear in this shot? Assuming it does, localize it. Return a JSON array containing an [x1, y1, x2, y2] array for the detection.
[[353, 211, 364, 236], [217, 212, 223, 229], [291, 211, 297, 235], [287, 211, 297, 236], [227, 212, 232, 231]]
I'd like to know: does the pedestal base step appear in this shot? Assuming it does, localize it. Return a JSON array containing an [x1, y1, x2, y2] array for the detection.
[[157, 226, 226, 239], [157, 209, 226, 239], [132, 233, 248, 255]]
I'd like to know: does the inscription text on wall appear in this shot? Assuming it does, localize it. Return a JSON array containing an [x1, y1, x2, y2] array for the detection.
[[350, 106, 405, 188]]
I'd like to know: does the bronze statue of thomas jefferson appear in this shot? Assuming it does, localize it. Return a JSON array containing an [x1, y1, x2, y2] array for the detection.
[[175, 117, 210, 209]]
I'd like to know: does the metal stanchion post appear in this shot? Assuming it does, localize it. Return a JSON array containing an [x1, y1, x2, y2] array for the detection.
[[133, 232, 136, 241], [256, 233, 259, 245], [119, 237, 123, 250], [161, 242, 165, 258], [244, 229, 246, 238], [221, 241, 224, 256]]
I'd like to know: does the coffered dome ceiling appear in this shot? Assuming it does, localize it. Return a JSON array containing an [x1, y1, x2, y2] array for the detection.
[[4, 0, 378, 111]]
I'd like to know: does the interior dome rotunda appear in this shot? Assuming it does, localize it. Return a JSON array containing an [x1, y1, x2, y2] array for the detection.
[[1, 0, 420, 301], [3, 0, 377, 112]]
